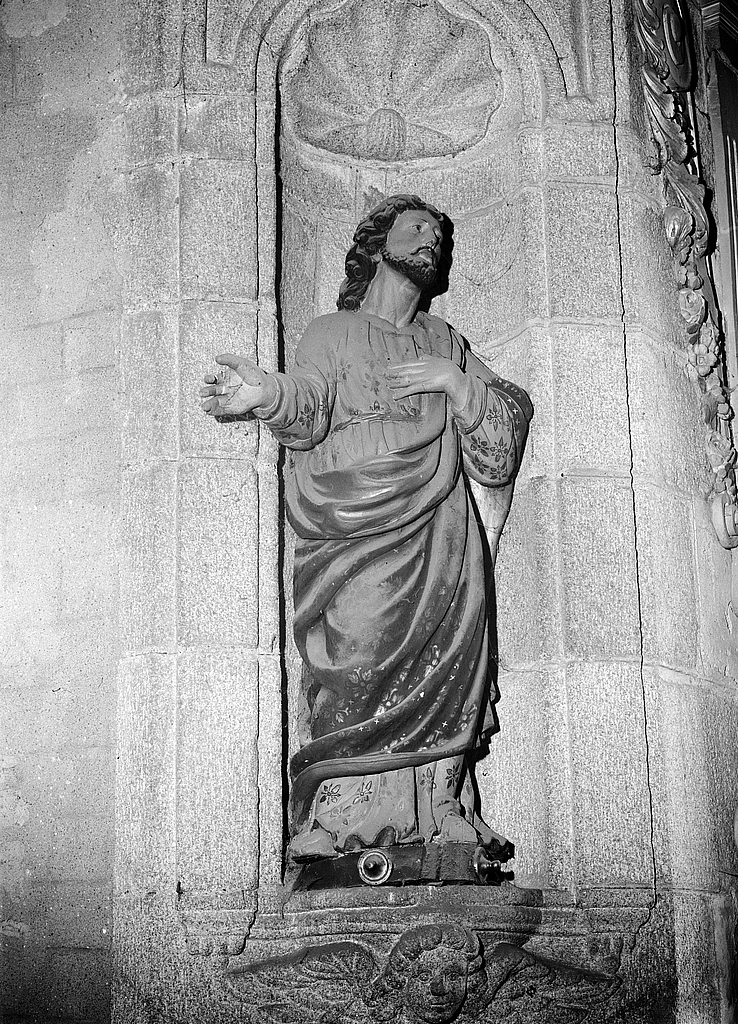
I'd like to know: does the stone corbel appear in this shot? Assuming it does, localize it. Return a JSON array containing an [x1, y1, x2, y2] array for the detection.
[[634, 0, 738, 548], [224, 924, 622, 1023]]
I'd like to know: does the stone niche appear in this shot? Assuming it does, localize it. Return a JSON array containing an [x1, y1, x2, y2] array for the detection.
[[113, 0, 738, 1021]]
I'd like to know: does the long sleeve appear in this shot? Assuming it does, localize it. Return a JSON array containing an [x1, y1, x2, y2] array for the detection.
[[456, 349, 533, 487], [254, 316, 337, 451]]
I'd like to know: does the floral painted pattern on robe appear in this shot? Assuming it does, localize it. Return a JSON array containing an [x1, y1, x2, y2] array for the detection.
[[255, 309, 532, 843]]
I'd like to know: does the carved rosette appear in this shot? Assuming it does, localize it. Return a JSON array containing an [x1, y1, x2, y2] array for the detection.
[[281, 0, 501, 162], [634, 0, 738, 547], [224, 923, 623, 1023]]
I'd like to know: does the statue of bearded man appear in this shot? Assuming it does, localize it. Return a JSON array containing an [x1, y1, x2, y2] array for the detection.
[[201, 195, 532, 863]]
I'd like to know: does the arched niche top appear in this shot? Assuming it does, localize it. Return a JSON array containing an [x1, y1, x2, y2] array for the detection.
[[205, 0, 589, 106], [281, 0, 503, 162]]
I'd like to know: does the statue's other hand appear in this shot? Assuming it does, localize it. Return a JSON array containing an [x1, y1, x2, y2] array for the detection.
[[200, 353, 278, 417], [385, 356, 467, 409]]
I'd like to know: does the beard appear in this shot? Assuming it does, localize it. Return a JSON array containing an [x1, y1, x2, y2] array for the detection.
[[381, 248, 438, 289]]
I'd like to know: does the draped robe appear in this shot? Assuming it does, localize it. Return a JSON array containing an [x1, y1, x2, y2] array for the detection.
[[255, 309, 532, 848]]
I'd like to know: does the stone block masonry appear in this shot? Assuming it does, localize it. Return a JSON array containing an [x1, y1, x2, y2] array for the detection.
[[0, 1, 123, 1019], [1, 0, 738, 1021]]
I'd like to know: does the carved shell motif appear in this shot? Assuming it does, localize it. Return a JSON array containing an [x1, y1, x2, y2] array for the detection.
[[283, 0, 502, 161]]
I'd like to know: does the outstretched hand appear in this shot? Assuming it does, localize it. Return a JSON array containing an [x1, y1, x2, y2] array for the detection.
[[200, 353, 277, 418], [385, 356, 468, 410]]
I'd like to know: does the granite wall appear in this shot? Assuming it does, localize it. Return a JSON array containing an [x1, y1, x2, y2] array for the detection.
[[0, 2, 123, 1020], [1, 0, 737, 1021]]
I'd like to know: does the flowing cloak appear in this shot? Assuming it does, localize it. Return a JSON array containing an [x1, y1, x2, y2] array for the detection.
[[255, 309, 532, 831]]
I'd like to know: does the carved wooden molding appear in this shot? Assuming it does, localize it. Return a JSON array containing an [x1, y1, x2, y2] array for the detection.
[[633, 0, 738, 547], [702, 1, 738, 43]]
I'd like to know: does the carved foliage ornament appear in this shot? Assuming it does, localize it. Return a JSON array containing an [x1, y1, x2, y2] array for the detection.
[[282, 0, 501, 162], [633, 0, 738, 547], [225, 923, 622, 1024]]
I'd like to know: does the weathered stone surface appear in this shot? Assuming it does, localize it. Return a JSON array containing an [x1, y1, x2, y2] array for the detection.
[[627, 328, 711, 493], [566, 661, 655, 887], [2, 615, 117, 691], [60, 548, 117, 622], [0, 2, 123, 1018], [120, 464, 176, 654], [551, 323, 630, 475], [116, 93, 180, 171], [619, 189, 687, 345], [176, 650, 259, 908], [63, 307, 118, 377], [611, 119, 657, 191], [494, 476, 561, 668], [388, 147, 522, 218], [43, 817, 115, 883], [3, 440, 65, 509], [0, 681, 114, 755], [645, 666, 738, 889], [121, 306, 179, 462], [546, 183, 621, 321], [4, 946, 112, 1023], [544, 122, 617, 181], [613, 893, 678, 1021], [177, 458, 259, 649], [180, 92, 255, 161], [692, 496, 738, 682], [22, 745, 114, 825], [559, 476, 640, 659], [445, 189, 547, 346], [634, 484, 700, 670], [115, 655, 176, 895], [179, 159, 258, 301], [64, 427, 119, 498], [672, 891, 723, 1020], [7, 143, 72, 215], [104, 164, 179, 307], [3, 501, 63, 625], [311, 216, 354, 328], [112, 897, 180, 1023], [181, 0, 254, 93], [281, 142, 357, 217], [29, 182, 120, 323], [255, 654, 286, 893], [281, 203, 321, 354], [714, 890, 738, 1015], [117, 0, 182, 96], [25, 881, 112, 948], [1, 321, 64, 385], [254, 455, 281, 654], [478, 666, 573, 892]]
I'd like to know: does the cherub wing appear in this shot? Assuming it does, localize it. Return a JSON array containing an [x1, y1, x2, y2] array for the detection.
[[481, 943, 621, 1024], [225, 941, 379, 1024]]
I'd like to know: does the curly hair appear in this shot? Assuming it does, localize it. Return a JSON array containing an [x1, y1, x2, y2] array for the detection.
[[366, 922, 488, 1020], [337, 194, 450, 312]]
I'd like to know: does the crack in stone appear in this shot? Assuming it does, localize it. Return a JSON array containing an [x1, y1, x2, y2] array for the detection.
[[608, 1, 659, 943]]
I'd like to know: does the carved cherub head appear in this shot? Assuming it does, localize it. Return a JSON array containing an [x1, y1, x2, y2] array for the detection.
[[367, 922, 487, 1024], [337, 194, 451, 312]]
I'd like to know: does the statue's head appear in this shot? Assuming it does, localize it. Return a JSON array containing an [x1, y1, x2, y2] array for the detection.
[[368, 923, 487, 1024], [337, 194, 451, 312]]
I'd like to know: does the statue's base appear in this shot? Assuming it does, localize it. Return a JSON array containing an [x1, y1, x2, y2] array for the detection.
[[290, 839, 514, 891]]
